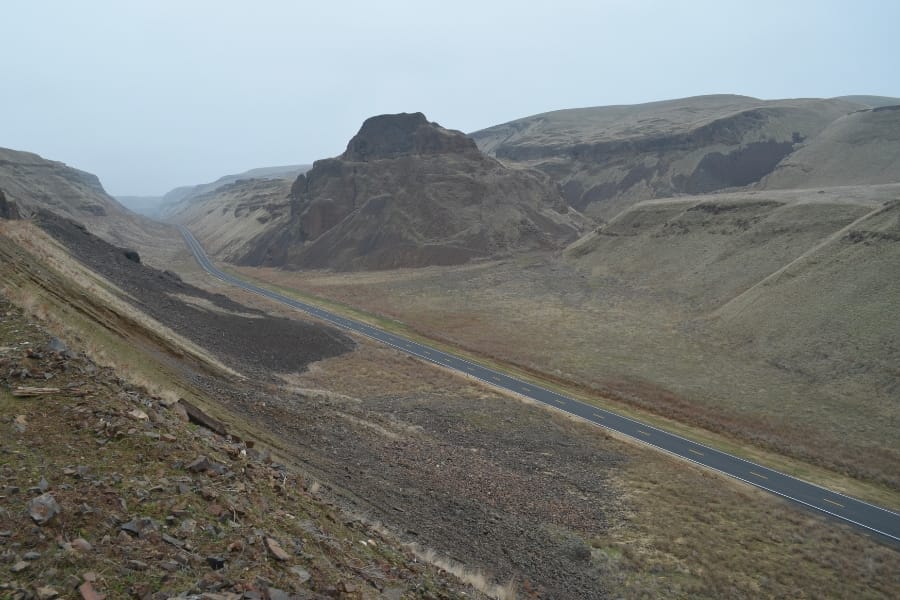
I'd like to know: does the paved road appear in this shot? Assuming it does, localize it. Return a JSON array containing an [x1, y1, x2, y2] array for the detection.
[[178, 226, 900, 545]]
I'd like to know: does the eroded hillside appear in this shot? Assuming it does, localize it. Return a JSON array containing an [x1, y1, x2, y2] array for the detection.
[[470, 95, 875, 219], [0, 147, 183, 269]]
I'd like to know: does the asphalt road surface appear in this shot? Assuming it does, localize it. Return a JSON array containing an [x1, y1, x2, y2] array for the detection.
[[178, 225, 900, 546]]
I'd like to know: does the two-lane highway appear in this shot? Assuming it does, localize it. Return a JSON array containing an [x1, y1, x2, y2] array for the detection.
[[178, 226, 900, 546]]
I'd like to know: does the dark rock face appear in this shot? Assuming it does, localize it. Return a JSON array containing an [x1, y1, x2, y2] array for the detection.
[[681, 140, 796, 194], [341, 112, 479, 161], [0, 188, 20, 220]]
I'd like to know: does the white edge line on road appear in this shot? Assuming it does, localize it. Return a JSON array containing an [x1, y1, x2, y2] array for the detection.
[[179, 227, 900, 532]]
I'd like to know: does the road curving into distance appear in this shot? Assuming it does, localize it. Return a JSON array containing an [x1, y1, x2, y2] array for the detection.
[[178, 225, 900, 546]]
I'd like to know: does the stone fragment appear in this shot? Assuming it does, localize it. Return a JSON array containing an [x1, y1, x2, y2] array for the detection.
[[178, 400, 228, 436], [78, 581, 105, 600], [71, 538, 92, 552], [126, 560, 148, 571], [120, 517, 158, 537], [11, 560, 29, 572], [23, 551, 41, 560], [290, 565, 311, 583], [127, 409, 148, 421], [206, 556, 226, 570], [265, 537, 290, 561], [28, 493, 61, 524], [35, 586, 59, 600], [46, 338, 68, 354], [179, 518, 196, 535], [186, 456, 211, 473]]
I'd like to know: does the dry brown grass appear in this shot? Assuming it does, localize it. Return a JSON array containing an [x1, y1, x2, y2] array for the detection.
[[407, 544, 518, 600], [283, 329, 900, 599], [603, 443, 900, 599], [227, 261, 900, 509]]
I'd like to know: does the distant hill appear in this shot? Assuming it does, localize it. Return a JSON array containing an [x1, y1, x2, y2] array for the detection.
[[471, 95, 869, 219], [166, 177, 293, 263], [0, 147, 124, 221], [834, 95, 900, 108], [174, 113, 588, 270], [116, 195, 164, 217], [160, 164, 310, 211], [0, 147, 175, 253]]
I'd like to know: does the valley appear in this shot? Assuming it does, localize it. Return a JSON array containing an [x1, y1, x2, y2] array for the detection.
[[2, 91, 899, 598]]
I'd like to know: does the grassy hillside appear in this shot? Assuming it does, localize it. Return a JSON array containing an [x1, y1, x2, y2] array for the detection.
[[762, 106, 900, 189]]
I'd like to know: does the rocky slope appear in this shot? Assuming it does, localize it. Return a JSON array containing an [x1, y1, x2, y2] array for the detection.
[[470, 95, 870, 219], [0, 298, 484, 599], [232, 113, 587, 270]]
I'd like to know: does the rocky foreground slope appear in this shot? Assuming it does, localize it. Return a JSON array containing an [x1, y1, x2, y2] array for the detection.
[[0, 298, 483, 599], [174, 113, 588, 271], [471, 94, 900, 219]]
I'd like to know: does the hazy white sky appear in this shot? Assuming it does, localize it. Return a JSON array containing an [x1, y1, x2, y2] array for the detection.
[[4, 0, 898, 195]]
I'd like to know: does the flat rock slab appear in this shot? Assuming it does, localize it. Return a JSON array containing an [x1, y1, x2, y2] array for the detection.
[[265, 537, 291, 561]]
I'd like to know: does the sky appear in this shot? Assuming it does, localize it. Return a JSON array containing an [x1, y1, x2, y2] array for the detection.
[[3, 0, 898, 196]]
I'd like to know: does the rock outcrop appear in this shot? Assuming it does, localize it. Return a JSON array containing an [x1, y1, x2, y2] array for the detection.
[[0, 188, 20, 219], [237, 113, 587, 271], [342, 112, 480, 161]]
